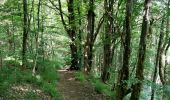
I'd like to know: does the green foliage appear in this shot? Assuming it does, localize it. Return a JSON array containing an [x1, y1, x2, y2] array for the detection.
[[4, 60, 20, 67], [34, 60, 61, 99], [89, 76, 112, 96], [24, 92, 41, 100], [1, 0, 170, 99], [0, 65, 18, 96], [0, 81, 10, 96], [0, 60, 61, 99], [18, 71, 35, 83], [93, 80, 106, 94], [42, 66, 57, 82], [74, 71, 86, 82], [41, 82, 61, 100]]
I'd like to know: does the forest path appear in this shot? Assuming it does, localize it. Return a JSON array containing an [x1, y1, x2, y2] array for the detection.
[[57, 70, 109, 100]]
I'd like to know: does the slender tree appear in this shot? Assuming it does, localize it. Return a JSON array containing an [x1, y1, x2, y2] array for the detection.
[[151, 18, 165, 100], [101, 0, 114, 82], [49, 0, 79, 70], [130, 0, 152, 99], [164, 0, 170, 88], [115, 0, 132, 99], [77, 0, 83, 69], [22, 0, 28, 67], [33, 0, 41, 75], [67, 0, 79, 70], [84, 0, 95, 73]]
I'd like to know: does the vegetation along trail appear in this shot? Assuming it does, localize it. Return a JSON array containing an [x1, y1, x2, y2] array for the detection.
[[57, 70, 109, 100], [0, 0, 170, 99]]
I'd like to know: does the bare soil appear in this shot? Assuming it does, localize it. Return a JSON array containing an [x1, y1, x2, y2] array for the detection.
[[57, 70, 110, 100]]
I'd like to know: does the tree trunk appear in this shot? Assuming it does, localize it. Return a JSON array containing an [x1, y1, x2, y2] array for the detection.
[[22, 0, 28, 68], [101, 0, 114, 82], [161, 1, 170, 99], [49, 0, 79, 70], [151, 18, 165, 100], [33, 0, 40, 75], [77, 0, 83, 69], [130, 0, 152, 99], [84, 0, 95, 73], [115, 0, 132, 99], [67, 0, 79, 70]]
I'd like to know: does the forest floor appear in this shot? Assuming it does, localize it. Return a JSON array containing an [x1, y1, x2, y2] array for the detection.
[[57, 70, 110, 100]]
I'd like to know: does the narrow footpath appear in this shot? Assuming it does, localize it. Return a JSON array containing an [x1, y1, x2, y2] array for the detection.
[[57, 70, 109, 100]]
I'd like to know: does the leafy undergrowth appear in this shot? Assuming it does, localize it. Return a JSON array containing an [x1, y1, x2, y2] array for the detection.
[[0, 60, 61, 100], [74, 71, 87, 82], [89, 76, 113, 97]]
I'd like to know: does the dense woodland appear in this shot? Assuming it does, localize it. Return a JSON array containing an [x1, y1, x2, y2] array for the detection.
[[0, 0, 170, 100]]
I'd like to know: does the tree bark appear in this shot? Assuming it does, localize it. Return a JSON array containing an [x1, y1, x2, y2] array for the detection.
[[84, 0, 95, 73], [163, 0, 170, 85], [67, 0, 79, 70], [49, 0, 79, 70], [22, 0, 28, 68], [130, 0, 152, 99], [101, 0, 114, 82], [151, 18, 165, 100], [77, 0, 83, 69], [115, 0, 132, 99], [33, 0, 40, 75]]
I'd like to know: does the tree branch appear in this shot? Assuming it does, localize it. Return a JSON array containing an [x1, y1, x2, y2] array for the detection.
[[43, 2, 68, 17], [49, 0, 68, 31], [92, 15, 104, 43]]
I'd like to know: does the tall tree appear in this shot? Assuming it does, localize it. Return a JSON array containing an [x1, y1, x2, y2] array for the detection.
[[164, 0, 170, 83], [22, 0, 28, 67], [101, 0, 114, 82], [67, 0, 79, 70], [49, 0, 79, 70], [164, 4, 170, 99], [130, 0, 152, 99], [33, 0, 41, 75], [76, 0, 83, 69], [151, 18, 165, 100], [115, 0, 132, 99], [84, 0, 104, 74], [84, 0, 95, 73]]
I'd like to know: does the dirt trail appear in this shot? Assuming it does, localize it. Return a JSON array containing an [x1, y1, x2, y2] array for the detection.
[[57, 70, 109, 100]]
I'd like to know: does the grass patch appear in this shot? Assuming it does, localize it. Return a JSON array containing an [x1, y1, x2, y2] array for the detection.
[[0, 60, 61, 99], [88, 76, 112, 97], [93, 80, 106, 94], [24, 91, 41, 100], [74, 71, 86, 82], [35, 60, 62, 99]]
